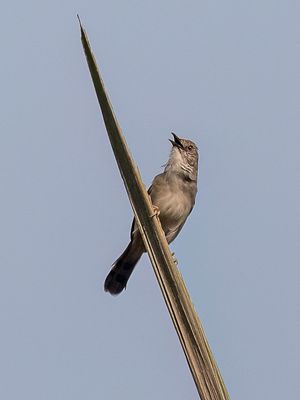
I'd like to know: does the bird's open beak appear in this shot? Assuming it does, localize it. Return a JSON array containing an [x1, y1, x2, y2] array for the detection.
[[169, 132, 184, 149]]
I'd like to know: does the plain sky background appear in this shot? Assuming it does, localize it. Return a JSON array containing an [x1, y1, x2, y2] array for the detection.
[[1, 1, 299, 399]]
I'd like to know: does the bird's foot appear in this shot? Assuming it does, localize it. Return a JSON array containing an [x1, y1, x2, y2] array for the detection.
[[150, 205, 160, 218], [171, 252, 178, 265]]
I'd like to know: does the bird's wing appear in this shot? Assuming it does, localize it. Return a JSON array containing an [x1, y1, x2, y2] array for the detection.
[[130, 173, 165, 239], [129, 184, 154, 239]]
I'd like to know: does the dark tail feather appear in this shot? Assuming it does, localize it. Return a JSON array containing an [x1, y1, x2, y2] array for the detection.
[[104, 242, 143, 295]]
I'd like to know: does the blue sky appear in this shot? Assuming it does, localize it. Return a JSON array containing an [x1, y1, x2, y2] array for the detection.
[[1, 1, 299, 399]]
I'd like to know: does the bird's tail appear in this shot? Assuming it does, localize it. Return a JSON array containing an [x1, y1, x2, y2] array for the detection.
[[104, 241, 143, 295]]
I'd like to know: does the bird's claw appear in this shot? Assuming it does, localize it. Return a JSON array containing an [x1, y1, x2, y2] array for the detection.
[[150, 205, 160, 218], [171, 252, 178, 265]]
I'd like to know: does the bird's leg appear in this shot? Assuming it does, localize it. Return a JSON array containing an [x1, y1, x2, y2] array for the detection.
[[171, 252, 178, 265], [149, 205, 160, 218]]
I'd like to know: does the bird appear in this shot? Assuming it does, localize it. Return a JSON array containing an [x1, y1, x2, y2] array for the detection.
[[104, 133, 199, 295]]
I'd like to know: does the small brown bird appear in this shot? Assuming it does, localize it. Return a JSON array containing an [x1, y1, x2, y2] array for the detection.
[[104, 133, 199, 295]]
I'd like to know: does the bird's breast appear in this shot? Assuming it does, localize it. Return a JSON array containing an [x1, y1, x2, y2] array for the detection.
[[150, 178, 195, 232]]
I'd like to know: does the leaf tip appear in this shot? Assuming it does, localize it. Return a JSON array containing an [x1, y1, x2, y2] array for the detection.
[[77, 14, 82, 28]]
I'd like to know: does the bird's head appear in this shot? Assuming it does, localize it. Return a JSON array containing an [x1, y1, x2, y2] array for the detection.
[[166, 133, 198, 181]]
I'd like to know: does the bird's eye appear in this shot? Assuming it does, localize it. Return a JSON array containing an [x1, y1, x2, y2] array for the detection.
[[187, 145, 193, 151]]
